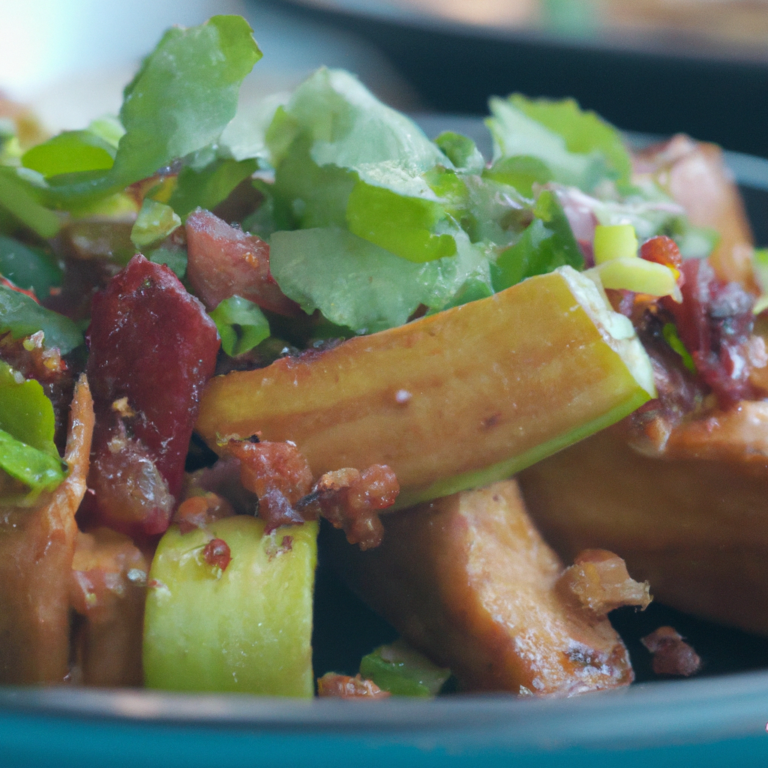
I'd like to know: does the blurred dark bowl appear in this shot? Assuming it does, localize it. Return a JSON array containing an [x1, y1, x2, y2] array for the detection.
[[263, 0, 768, 158]]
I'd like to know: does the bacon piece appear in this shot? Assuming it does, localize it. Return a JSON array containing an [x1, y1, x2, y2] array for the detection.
[[86, 255, 219, 537], [665, 258, 759, 408], [185, 209, 300, 316], [70, 527, 148, 686], [226, 440, 313, 529], [317, 673, 390, 699], [307, 465, 399, 550], [557, 549, 651, 619], [0, 375, 94, 683], [641, 626, 701, 677], [88, 435, 175, 536]]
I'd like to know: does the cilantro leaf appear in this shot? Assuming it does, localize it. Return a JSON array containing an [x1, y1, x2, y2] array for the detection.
[[268, 68, 459, 263], [0, 361, 66, 496], [491, 190, 584, 291], [486, 95, 632, 192], [0, 285, 83, 353], [270, 227, 492, 334], [0, 235, 62, 299], [44, 16, 262, 207], [167, 158, 257, 220]]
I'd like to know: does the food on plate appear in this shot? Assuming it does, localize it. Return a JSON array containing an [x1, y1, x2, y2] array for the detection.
[[0, 14, 765, 696], [327, 480, 648, 695], [640, 626, 701, 678]]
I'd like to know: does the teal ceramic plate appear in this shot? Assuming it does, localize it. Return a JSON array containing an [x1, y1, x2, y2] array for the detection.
[[3, 117, 768, 767]]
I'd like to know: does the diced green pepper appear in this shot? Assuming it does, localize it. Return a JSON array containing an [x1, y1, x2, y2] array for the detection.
[[360, 639, 451, 697]]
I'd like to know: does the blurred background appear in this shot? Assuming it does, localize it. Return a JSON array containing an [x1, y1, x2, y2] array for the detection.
[[1, 0, 768, 155]]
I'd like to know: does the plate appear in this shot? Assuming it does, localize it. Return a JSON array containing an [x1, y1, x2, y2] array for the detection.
[[261, 0, 768, 158], [3, 117, 768, 767]]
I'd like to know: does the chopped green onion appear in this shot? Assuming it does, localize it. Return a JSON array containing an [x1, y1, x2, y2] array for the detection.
[[594, 224, 638, 264]]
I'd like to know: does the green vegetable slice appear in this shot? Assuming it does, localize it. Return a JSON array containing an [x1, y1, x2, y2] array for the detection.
[[209, 295, 270, 356], [144, 517, 317, 696], [131, 199, 181, 249], [360, 640, 451, 697]]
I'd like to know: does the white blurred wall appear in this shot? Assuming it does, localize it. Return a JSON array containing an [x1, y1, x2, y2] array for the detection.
[[0, 0, 415, 130]]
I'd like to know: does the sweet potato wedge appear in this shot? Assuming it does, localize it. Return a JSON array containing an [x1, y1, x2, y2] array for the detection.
[[197, 267, 654, 508], [0, 376, 93, 683], [518, 405, 768, 636], [328, 480, 635, 695]]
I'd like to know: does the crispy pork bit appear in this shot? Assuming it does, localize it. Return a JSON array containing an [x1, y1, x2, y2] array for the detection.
[[174, 492, 235, 534], [185, 209, 300, 316], [641, 626, 702, 677], [308, 465, 399, 550], [664, 258, 760, 409], [557, 549, 651, 619], [329, 480, 634, 696], [86, 255, 219, 537], [317, 673, 391, 699], [227, 439, 313, 529], [70, 527, 148, 687], [0, 375, 93, 684], [183, 456, 257, 516], [225, 439, 398, 545]]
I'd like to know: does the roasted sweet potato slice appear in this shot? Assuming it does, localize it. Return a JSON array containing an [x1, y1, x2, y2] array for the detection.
[[0, 375, 93, 683], [328, 480, 636, 696], [518, 406, 768, 636]]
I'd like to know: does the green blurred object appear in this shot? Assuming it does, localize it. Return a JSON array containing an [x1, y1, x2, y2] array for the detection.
[[144, 516, 317, 697], [360, 639, 451, 697]]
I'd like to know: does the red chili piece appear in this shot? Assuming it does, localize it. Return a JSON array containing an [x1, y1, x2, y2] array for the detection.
[[640, 236, 684, 276], [203, 538, 232, 572]]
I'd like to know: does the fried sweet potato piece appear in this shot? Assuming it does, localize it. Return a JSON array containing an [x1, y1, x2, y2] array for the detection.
[[70, 527, 148, 687], [518, 407, 768, 636], [0, 375, 93, 683], [317, 673, 390, 699], [86, 255, 219, 536], [329, 480, 634, 696]]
